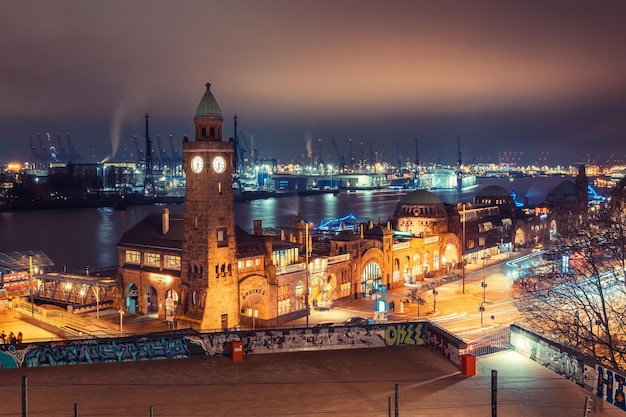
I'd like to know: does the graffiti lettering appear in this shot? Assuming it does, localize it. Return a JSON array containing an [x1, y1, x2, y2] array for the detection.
[[597, 365, 626, 410], [22, 337, 190, 367], [384, 323, 425, 346]]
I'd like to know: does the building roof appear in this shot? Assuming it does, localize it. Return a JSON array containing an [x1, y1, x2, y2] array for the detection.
[[194, 83, 223, 119], [364, 224, 394, 238], [475, 185, 510, 197], [117, 212, 268, 258], [399, 190, 442, 205], [545, 180, 580, 202], [117, 213, 184, 251], [332, 230, 361, 241]]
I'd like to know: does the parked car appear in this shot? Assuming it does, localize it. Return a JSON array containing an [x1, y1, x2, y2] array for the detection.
[[344, 316, 370, 326], [313, 321, 335, 329]]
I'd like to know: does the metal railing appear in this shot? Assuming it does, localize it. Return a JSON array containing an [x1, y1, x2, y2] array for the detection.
[[464, 326, 512, 357]]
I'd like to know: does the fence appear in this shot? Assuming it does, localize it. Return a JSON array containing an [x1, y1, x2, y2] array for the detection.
[[464, 326, 512, 357]]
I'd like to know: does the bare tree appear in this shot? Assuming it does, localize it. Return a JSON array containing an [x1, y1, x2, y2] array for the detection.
[[515, 205, 626, 370]]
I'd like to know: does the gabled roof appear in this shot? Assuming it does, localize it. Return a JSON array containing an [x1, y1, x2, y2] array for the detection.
[[545, 180, 580, 202], [117, 212, 271, 259], [117, 213, 184, 251], [235, 226, 268, 258]]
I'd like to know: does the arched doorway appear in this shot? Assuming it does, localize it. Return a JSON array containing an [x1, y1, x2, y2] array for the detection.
[[515, 227, 526, 246], [442, 241, 458, 271], [126, 283, 138, 314], [165, 289, 179, 324], [361, 261, 382, 296], [241, 293, 265, 329], [146, 286, 158, 317], [549, 219, 557, 241]]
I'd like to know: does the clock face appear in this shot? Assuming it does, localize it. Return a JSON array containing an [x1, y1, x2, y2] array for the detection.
[[190, 155, 204, 173], [212, 155, 226, 173]]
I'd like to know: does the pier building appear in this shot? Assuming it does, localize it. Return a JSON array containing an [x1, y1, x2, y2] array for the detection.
[[114, 84, 588, 330]]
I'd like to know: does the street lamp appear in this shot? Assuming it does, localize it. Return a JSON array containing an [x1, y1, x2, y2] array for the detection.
[[481, 255, 489, 303], [432, 289, 438, 312], [479, 304, 485, 327], [118, 309, 125, 335], [305, 222, 311, 327], [481, 281, 488, 303], [461, 204, 466, 294]]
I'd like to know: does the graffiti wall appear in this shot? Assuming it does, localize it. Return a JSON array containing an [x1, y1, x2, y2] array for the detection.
[[427, 323, 466, 365], [596, 365, 626, 411], [511, 325, 591, 388], [0, 322, 442, 369]]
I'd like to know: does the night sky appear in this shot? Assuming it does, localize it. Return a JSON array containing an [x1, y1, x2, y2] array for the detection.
[[2, 0, 626, 167]]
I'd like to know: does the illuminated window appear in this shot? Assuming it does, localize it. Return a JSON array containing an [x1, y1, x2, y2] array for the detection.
[[125, 250, 140, 265], [216, 227, 227, 248], [144, 252, 160, 268], [164, 255, 181, 270], [238, 261, 244, 270]]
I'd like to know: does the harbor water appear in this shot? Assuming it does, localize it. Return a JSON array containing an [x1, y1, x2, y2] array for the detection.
[[0, 176, 570, 271]]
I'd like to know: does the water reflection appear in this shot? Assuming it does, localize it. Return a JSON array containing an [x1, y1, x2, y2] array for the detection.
[[0, 176, 569, 270]]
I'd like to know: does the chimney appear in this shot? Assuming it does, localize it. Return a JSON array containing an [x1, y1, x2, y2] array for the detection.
[[253, 219, 263, 235], [162, 208, 170, 235]]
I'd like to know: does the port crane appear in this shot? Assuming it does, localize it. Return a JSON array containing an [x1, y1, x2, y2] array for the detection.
[[331, 137, 346, 172], [239, 130, 256, 165], [143, 113, 155, 196], [55, 132, 67, 160]]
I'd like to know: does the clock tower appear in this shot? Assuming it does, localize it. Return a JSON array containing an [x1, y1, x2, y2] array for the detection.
[[180, 83, 239, 331]]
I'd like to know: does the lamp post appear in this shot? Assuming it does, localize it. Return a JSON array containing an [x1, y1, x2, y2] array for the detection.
[[482, 281, 488, 303], [481, 255, 488, 303], [432, 289, 438, 312], [118, 309, 125, 335], [479, 304, 485, 327], [29, 256, 34, 317], [461, 204, 466, 294], [305, 222, 310, 328]]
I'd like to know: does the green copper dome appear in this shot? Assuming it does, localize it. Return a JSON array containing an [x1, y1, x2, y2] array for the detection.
[[194, 83, 223, 120]]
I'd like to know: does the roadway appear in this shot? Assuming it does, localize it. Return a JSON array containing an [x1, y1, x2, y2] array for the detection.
[[1, 249, 543, 342]]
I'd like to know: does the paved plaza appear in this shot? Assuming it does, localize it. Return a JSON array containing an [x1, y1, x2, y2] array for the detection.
[[0, 346, 622, 417]]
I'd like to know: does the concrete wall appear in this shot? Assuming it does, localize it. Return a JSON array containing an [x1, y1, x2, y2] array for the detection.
[[511, 324, 626, 412], [0, 320, 467, 370]]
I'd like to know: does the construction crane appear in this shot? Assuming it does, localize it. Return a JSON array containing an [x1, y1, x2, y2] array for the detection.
[[46, 133, 58, 162], [156, 134, 167, 170], [239, 130, 255, 165], [456, 137, 463, 190], [133, 135, 143, 163], [36, 133, 50, 168], [27, 134, 40, 168], [317, 138, 323, 166], [65, 132, 81, 162], [168, 134, 180, 176], [331, 137, 346, 171], [143, 113, 155, 196], [348, 138, 354, 170], [414, 137, 421, 189], [55, 132, 67, 161]]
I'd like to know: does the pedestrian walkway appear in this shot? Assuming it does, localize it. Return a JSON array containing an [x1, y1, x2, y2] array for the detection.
[[0, 345, 621, 416]]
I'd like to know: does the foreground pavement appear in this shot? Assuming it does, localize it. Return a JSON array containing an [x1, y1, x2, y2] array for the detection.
[[0, 346, 621, 417]]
